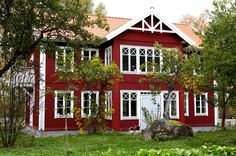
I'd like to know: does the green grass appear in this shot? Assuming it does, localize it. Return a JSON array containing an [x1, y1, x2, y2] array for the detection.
[[0, 129, 236, 156]]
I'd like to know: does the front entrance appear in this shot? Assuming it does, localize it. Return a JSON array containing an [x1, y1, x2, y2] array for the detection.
[[140, 93, 162, 130]]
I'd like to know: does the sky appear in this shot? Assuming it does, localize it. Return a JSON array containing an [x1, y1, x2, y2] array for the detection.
[[94, 0, 214, 23]]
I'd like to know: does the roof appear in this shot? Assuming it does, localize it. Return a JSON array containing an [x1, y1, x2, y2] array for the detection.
[[173, 23, 202, 47], [87, 13, 202, 47]]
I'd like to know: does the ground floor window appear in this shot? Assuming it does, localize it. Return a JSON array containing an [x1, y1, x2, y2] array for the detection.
[[81, 91, 99, 117], [54, 90, 74, 118], [121, 91, 138, 119], [163, 91, 179, 119], [184, 92, 189, 116], [194, 93, 208, 116], [105, 91, 112, 119]]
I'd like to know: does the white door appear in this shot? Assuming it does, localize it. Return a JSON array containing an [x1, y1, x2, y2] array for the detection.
[[140, 93, 161, 130]]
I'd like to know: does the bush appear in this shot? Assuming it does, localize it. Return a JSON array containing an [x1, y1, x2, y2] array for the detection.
[[137, 144, 236, 156]]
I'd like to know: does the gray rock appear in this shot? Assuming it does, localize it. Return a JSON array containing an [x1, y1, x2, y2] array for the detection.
[[143, 119, 193, 140]]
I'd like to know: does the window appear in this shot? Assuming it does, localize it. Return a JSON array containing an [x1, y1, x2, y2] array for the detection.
[[81, 49, 99, 60], [105, 91, 112, 119], [184, 92, 189, 116], [81, 91, 99, 117], [105, 46, 112, 66], [194, 93, 208, 116], [121, 45, 161, 73], [55, 91, 74, 118], [163, 92, 179, 119], [55, 47, 74, 72], [121, 91, 137, 119]]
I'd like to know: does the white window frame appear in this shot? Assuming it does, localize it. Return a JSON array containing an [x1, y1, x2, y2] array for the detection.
[[120, 91, 139, 120], [120, 45, 163, 74], [81, 91, 99, 117], [54, 90, 74, 118], [105, 91, 112, 120], [161, 91, 179, 119], [194, 93, 208, 116], [81, 48, 99, 60], [105, 46, 112, 66], [184, 92, 189, 116], [55, 46, 74, 72]]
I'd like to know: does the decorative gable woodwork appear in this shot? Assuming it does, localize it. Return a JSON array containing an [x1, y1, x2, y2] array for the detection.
[[130, 14, 173, 33]]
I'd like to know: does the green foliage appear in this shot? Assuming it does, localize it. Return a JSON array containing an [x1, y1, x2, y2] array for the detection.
[[74, 57, 121, 134], [0, 0, 109, 77], [1, 129, 236, 155], [137, 144, 236, 156]]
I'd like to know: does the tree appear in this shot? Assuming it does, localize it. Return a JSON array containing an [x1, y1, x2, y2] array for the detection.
[[0, 0, 109, 77], [140, 43, 183, 119], [0, 68, 30, 147], [200, 0, 236, 130], [179, 10, 209, 35], [73, 57, 121, 134]]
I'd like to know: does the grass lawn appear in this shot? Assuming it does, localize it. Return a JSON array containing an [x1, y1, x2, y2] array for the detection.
[[0, 129, 236, 156]]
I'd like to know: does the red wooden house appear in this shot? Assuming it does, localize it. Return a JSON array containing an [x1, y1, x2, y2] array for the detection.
[[25, 9, 218, 136]]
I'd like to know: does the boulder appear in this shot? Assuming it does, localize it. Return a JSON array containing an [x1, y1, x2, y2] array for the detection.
[[143, 119, 193, 140]]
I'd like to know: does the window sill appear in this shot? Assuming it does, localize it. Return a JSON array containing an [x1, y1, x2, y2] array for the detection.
[[195, 114, 208, 116], [121, 117, 138, 120], [55, 115, 73, 119]]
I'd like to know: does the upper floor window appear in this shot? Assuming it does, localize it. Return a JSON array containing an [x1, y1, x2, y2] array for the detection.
[[55, 47, 74, 72], [105, 46, 112, 66], [194, 93, 208, 116], [121, 91, 138, 119], [54, 90, 74, 118], [120, 45, 161, 73], [163, 92, 179, 119], [81, 49, 99, 60], [184, 92, 189, 116]]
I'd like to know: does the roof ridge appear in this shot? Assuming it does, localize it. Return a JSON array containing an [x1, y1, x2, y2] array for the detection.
[[89, 14, 131, 20], [172, 23, 190, 26]]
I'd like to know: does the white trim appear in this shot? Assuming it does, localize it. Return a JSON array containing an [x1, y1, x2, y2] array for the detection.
[[105, 91, 112, 120], [105, 9, 196, 46], [81, 48, 99, 60], [105, 46, 112, 66], [39, 48, 46, 131], [120, 90, 179, 120], [194, 93, 208, 116], [161, 91, 180, 119], [120, 90, 139, 120], [214, 80, 219, 126], [120, 45, 162, 74], [29, 89, 35, 127], [184, 92, 189, 116], [54, 90, 74, 119], [55, 46, 74, 72], [81, 91, 99, 117]]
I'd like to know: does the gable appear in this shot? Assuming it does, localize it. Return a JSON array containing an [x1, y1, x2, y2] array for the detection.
[[105, 9, 196, 46]]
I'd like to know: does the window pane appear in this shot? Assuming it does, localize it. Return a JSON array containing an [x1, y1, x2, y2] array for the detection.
[[147, 56, 153, 72], [196, 107, 200, 113], [131, 56, 136, 71], [65, 49, 73, 71], [123, 100, 129, 117], [140, 56, 145, 72], [66, 108, 71, 115], [56, 50, 64, 71], [57, 108, 63, 115], [84, 108, 89, 115], [84, 93, 89, 100], [91, 51, 97, 58], [122, 55, 129, 71], [83, 51, 89, 60], [91, 93, 97, 104], [171, 101, 177, 116], [131, 101, 137, 116]]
